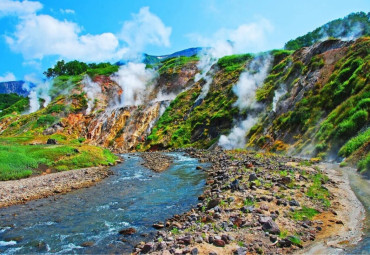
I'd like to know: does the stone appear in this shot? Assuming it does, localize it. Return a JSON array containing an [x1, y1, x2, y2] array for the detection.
[[213, 239, 226, 247], [153, 223, 165, 229], [141, 242, 154, 253], [207, 199, 220, 210], [234, 247, 247, 255], [248, 173, 258, 182], [81, 241, 94, 247], [260, 217, 280, 234], [119, 227, 136, 235], [289, 200, 300, 207], [46, 139, 57, 145], [191, 248, 199, 255], [280, 177, 291, 184]]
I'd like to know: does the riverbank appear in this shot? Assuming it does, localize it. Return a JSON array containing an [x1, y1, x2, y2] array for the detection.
[[0, 166, 113, 208], [134, 149, 365, 254], [298, 163, 365, 254]]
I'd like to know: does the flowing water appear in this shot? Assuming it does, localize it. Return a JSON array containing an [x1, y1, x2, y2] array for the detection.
[[343, 167, 370, 254], [0, 153, 207, 254]]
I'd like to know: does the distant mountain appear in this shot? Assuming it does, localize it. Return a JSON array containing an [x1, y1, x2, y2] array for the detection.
[[144, 47, 205, 65], [285, 12, 370, 50], [0, 81, 31, 97], [117, 47, 204, 66]]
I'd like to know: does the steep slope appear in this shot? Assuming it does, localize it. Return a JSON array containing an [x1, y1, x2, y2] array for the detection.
[[285, 12, 370, 50]]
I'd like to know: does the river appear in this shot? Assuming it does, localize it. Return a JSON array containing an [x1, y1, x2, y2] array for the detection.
[[0, 153, 207, 254]]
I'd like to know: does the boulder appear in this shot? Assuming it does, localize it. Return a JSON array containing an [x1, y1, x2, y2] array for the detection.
[[119, 227, 136, 235], [46, 139, 57, 145]]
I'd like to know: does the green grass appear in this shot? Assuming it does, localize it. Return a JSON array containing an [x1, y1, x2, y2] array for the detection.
[[306, 173, 331, 208], [358, 153, 370, 173], [339, 128, 370, 157], [0, 137, 117, 181], [291, 206, 319, 221]]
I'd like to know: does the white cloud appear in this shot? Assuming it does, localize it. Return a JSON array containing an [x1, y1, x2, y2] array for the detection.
[[4, 5, 171, 63], [188, 18, 273, 55], [119, 6, 172, 56], [5, 14, 125, 62], [60, 8, 75, 14], [0, 0, 42, 17], [0, 72, 16, 82]]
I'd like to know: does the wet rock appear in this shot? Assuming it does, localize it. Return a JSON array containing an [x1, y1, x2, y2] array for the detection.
[[153, 223, 165, 229], [81, 241, 94, 247], [209, 252, 218, 255], [196, 166, 203, 170], [119, 227, 136, 235]]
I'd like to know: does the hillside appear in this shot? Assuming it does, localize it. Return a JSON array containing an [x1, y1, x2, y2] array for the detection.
[[0, 14, 369, 177]]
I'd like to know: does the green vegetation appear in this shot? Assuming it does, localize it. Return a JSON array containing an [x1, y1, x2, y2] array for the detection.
[[358, 153, 370, 172], [0, 93, 25, 111], [158, 55, 199, 74], [339, 128, 370, 157], [0, 137, 117, 181], [217, 54, 252, 73], [291, 206, 319, 220], [44, 60, 118, 78], [0, 96, 29, 117], [285, 12, 370, 50], [306, 173, 330, 208]]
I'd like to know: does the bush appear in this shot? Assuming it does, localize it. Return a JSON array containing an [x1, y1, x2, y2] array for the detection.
[[36, 114, 57, 126]]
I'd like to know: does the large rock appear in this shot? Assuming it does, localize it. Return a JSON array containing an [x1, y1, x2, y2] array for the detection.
[[259, 216, 280, 234], [46, 139, 57, 145], [119, 227, 136, 235]]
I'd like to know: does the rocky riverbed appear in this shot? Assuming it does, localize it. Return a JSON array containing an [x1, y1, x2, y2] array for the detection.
[[0, 167, 113, 208], [141, 152, 173, 172], [134, 148, 363, 255]]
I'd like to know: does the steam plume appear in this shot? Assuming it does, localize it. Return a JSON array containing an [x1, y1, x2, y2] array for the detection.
[[219, 55, 271, 149], [82, 75, 102, 114], [111, 62, 157, 107]]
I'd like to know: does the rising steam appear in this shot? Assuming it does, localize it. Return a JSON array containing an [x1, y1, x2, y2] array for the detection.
[[23, 77, 52, 113], [82, 75, 102, 114], [111, 62, 157, 107], [219, 55, 271, 149]]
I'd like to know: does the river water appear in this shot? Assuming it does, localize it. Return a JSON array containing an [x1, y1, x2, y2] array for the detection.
[[343, 167, 370, 255], [0, 153, 207, 254]]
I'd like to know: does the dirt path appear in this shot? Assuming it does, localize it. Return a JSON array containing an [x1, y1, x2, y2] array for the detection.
[[0, 167, 112, 208], [297, 163, 365, 254]]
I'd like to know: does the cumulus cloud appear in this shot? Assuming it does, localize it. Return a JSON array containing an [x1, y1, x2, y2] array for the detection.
[[5, 14, 124, 62], [0, 0, 42, 17], [0, 72, 16, 82], [4, 4, 171, 63], [119, 6, 172, 57]]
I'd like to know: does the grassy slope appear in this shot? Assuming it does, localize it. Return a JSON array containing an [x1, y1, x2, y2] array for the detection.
[[0, 136, 117, 181], [0, 65, 120, 180]]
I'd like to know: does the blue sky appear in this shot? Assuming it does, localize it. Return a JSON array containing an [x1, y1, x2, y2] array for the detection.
[[0, 0, 369, 82]]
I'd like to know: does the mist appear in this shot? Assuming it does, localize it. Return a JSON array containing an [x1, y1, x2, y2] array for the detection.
[[219, 55, 271, 149], [111, 62, 157, 107], [23, 78, 52, 113], [82, 75, 102, 114], [272, 84, 287, 112]]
